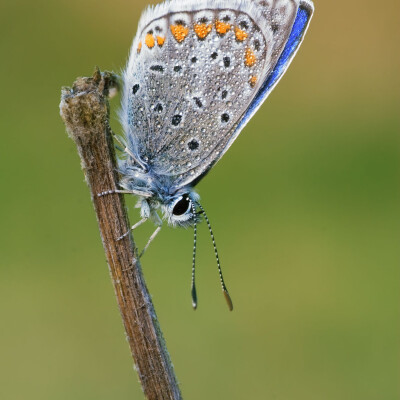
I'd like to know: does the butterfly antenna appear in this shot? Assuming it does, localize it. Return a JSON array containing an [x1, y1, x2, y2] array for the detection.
[[191, 202, 198, 310], [197, 203, 233, 311]]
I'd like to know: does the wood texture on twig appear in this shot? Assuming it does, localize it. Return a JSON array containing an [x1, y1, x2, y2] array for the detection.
[[60, 68, 182, 400]]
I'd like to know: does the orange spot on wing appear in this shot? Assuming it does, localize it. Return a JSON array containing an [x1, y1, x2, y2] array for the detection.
[[137, 41, 142, 53], [194, 23, 212, 39], [171, 25, 189, 43], [235, 27, 248, 41], [245, 48, 257, 67], [249, 76, 258, 87], [216, 21, 231, 35], [145, 34, 155, 48], [157, 36, 165, 46]]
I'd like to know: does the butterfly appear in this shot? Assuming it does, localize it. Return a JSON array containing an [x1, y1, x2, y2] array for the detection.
[[100, 0, 314, 310]]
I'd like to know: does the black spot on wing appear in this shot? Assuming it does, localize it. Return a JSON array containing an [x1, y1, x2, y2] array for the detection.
[[172, 115, 182, 126], [132, 84, 140, 94], [188, 139, 199, 150], [221, 113, 230, 123], [193, 97, 203, 108], [150, 65, 164, 73]]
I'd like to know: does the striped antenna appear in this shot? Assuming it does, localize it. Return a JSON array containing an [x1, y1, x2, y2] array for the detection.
[[197, 203, 233, 311], [191, 202, 198, 310]]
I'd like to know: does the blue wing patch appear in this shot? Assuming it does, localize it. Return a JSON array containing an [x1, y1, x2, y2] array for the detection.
[[238, 2, 314, 131], [261, 6, 313, 95], [185, 1, 314, 188]]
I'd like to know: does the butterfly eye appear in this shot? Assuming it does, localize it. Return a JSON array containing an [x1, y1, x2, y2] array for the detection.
[[172, 196, 191, 216]]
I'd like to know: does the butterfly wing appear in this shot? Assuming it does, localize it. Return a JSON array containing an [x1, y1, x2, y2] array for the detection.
[[234, 1, 314, 142], [121, 0, 313, 193]]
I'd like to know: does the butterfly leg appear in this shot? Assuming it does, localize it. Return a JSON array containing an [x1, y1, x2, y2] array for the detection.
[[97, 189, 151, 198], [139, 226, 162, 258], [117, 217, 148, 241], [98, 189, 134, 197], [106, 121, 147, 171]]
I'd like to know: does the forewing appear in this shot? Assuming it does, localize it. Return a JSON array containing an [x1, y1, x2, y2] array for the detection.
[[122, 0, 311, 191]]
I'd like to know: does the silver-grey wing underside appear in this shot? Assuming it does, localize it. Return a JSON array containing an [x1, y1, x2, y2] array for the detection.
[[121, 0, 300, 191]]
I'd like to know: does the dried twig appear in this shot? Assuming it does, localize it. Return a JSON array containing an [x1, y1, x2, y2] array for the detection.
[[60, 68, 182, 400]]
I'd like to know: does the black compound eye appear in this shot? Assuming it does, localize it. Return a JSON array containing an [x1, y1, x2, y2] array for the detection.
[[172, 196, 191, 216]]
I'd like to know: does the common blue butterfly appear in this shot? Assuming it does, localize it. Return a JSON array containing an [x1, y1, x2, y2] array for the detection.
[[100, 0, 314, 309]]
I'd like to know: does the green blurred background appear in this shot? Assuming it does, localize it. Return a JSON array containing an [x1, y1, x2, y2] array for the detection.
[[0, 0, 399, 399]]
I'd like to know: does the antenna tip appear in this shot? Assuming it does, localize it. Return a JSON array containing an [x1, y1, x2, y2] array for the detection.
[[191, 285, 198, 310], [223, 290, 233, 311]]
